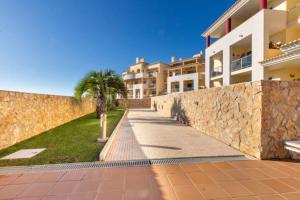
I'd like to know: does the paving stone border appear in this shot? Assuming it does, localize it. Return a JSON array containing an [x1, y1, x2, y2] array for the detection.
[[99, 110, 128, 161]]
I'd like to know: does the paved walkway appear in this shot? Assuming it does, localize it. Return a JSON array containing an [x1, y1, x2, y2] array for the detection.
[[1, 160, 300, 200], [106, 109, 244, 161]]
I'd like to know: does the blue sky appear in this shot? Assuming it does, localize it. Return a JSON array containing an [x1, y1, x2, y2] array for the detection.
[[0, 0, 235, 96]]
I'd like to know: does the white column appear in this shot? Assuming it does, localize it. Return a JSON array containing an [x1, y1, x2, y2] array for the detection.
[[167, 79, 171, 94], [223, 47, 231, 86], [194, 77, 199, 91], [133, 89, 136, 99], [179, 80, 184, 93], [205, 50, 211, 88]]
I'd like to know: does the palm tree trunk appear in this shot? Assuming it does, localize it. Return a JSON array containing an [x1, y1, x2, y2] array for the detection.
[[97, 95, 108, 142]]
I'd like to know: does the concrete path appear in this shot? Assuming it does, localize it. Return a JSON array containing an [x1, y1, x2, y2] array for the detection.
[[105, 109, 244, 161]]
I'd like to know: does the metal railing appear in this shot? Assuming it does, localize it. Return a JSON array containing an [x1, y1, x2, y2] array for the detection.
[[211, 71, 223, 77], [231, 54, 252, 72]]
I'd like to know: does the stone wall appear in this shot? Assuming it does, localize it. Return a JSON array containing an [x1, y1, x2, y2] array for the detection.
[[261, 81, 300, 159], [0, 91, 96, 150], [117, 98, 151, 109], [151, 81, 300, 159]]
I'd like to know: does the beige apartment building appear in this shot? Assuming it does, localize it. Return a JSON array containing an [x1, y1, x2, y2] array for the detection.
[[122, 58, 169, 99], [122, 54, 205, 99], [203, 0, 300, 88]]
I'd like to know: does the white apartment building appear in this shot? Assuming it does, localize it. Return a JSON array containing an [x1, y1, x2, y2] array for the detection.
[[203, 0, 300, 88], [167, 54, 205, 94]]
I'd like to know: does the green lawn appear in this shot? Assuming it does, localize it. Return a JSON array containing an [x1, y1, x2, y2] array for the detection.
[[0, 109, 125, 167]]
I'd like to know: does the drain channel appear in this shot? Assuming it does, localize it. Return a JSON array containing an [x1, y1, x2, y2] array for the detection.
[[0, 155, 247, 174]]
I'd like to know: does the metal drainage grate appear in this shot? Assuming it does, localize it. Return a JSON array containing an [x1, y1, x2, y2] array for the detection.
[[0, 155, 248, 174]]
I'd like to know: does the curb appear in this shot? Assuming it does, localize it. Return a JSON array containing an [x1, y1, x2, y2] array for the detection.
[[99, 109, 128, 161]]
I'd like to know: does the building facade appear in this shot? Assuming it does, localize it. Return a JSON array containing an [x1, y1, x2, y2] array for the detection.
[[122, 58, 169, 99], [122, 54, 205, 99], [167, 54, 205, 94], [203, 0, 300, 88]]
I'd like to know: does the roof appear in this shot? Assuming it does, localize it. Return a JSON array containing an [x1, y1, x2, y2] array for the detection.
[[260, 52, 300, 66], [202, 0, 248, 37]]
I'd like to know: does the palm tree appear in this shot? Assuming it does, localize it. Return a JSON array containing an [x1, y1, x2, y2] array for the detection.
[[75, 70, 126, 142]]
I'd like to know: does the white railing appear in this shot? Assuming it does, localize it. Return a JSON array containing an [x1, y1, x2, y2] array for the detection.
[[171, 88, 180, 93], [123, 73, 148, 80], [211, 70, 223, 77], [231, 54, 252, 72], [149, 84, 156, 88]]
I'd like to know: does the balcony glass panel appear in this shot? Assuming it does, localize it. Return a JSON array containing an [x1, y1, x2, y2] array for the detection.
[[231, 54, 252, 72]]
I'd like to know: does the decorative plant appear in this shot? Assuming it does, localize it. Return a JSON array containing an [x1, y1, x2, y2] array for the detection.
[[75, 70, 126, 142]]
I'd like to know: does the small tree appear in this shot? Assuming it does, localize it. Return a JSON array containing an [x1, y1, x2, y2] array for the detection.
[[75, 70, 126, 142]]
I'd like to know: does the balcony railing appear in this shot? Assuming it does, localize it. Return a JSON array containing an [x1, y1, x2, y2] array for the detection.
[[231, 54, 252, 72], [184, 87, 194, 92], [211, 71, 223, 77], [149, 84, 156, 88], [171, 88, 180, 93]]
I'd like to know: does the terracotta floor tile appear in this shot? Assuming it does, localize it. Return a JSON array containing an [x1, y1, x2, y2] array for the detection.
[[197, 163, 219, 172], [151, 186, 177, 200], [60, 170, 86, 181], [258, 167, 290, 178], [0, 174, 20, 185], [174, 185, 204, 200], [163, 165, 183, 174], [125, 167, 150, 176], [219, 181, 253, 197], [15, 197, 42, 200], [97, 190, 124, 200], [205, 169, 235, 182], [48, 181, 79, 195], [148, 174, 170, 188], [125, 175, 149, 190], [99, 179, 125, 192], [125, 188, 151, 200], [83, 169, 105, 180], [213, 161, 236, 170], [151, 165, 166, 175], [167, 173, 192, 186], [260, 179, 296, 193], [232, 197, 258, 200], [242, 168, 270, 180], [224, 169, 252, 181], [0, 184, 29, 199], [186, 172, 214, 184], [277, 178, 300, 191], [281, 192, 300, 200], [257, 194, 286, 200], [229, 160, 265, 169], [69, 192, 97, 200], [75, 180, 101, 193], [196, 183, 230, 199], [103, 168, 126, 180], [239, 181, 276, 195], [38, 172, 65, 183], [42, 195, 69, 200], [179, 163, 201, 172], [19, 182, 55, 197], [13, 173, 42, 184]]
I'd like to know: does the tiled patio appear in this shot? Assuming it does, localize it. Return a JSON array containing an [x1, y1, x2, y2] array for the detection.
[[106, 109, 244, 161], [1, 160, 300, 200]]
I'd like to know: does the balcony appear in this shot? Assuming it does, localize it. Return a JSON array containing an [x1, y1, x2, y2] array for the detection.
[[148, 72, 157, 78], [211, 71, 223, 78], [231, 54, 252, 72], [149, 83, 156, 88], [127, 85, 133, 90], [184, 87, 194, 92], [171, 88, 180, 93], [288, 4, 300, 24], [123, 73, 148, 80]]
